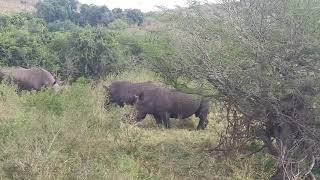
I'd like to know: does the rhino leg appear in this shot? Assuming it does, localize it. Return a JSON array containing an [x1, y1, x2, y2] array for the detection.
[[197, 114, 208, 130], [153, 114, 163, 127], [118, 101, 125, 107], [159, 112, 170, 128], [196, 102, 209, 130], [136, 110, 147, 122]]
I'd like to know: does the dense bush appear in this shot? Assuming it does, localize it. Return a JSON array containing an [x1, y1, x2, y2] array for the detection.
[[35, 0, 78, 23], [0, 14, 58, 70], [0, 0, 146, 81], [0, 13, 133, 81], [49, 27, 126, 80], [144, 0, 320, 178]]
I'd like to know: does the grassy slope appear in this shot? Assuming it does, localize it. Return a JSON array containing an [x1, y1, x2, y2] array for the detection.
[[0, 0, 37, 14], [0, 69, 274, 179]]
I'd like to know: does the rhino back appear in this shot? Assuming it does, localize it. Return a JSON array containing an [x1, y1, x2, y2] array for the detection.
[[139, 87, 172, 113], [108, 81, 133, 103], [132, 82, 159, 97], [110, 81, 159, 105], [137, 87, 203, 119], [168, 91, 202, 118], [33, 67, 56, 85], [0, 67, 32, 87], [0, 67, 55, 90]]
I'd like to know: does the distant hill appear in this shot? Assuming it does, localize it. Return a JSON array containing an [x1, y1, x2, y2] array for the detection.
[[0, 0, 38, 14]]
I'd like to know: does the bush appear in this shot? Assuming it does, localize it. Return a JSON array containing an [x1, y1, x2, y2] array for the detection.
[[0, 13, 133, 81], [108, 19, 129, 30]]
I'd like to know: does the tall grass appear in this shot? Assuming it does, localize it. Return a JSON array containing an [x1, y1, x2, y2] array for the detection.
[[0, 70, 275, 179]]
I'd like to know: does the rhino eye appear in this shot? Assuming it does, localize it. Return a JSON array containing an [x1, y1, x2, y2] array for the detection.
[[53, 81, 57, 85]]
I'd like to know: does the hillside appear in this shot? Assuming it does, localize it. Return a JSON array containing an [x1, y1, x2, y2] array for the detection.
[[0, 0, 38, 14]]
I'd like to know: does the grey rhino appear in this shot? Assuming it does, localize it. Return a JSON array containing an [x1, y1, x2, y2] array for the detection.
[[104, 80, 163, 125], [134, 87, 209, 130], [103, 80, 159, 107], [0, 66, 59, 91]]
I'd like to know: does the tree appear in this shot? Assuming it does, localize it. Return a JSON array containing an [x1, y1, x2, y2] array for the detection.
[[112, 8, 123, 19], [49, 27, 124, 80], [36, 0, 78, 23], [35, 1, 145, 28], [0, 14, 58, 71], [124, 9, 144, 26], [78, 5, 114, 26], [150, 1, 320, 179], [108, 19, 129, 30], [47, 20, 79, 32]]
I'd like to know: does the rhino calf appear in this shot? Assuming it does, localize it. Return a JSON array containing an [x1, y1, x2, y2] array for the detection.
[[104, 80, 163, 125], [0, 66, 59, 91], [103, 80, 159, 107], [134, 87, 209, 130]]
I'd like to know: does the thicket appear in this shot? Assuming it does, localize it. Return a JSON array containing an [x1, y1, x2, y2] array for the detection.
[[0, 0, 146, 81], [144, 0, 320, 179], [0, 18, 143, 81]]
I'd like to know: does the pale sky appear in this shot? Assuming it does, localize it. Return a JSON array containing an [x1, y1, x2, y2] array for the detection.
[[78, 0, 220, 12]]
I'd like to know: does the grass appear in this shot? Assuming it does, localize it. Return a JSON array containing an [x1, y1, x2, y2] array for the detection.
[[0, 69, 275, 179], [0, 0, 37, 14]]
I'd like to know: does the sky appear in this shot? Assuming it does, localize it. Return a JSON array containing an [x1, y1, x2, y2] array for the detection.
[[78, 0, 220, 12]]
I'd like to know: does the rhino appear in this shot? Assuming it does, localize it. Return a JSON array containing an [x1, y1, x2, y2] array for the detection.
[[0, 66, 59, 91], [134, 87, 209, 130], [103, 80, 159, 107]]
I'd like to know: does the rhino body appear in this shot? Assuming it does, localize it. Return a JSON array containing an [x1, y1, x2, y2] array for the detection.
[[135, 87, 209, 130], [0, 66, 59, 91]]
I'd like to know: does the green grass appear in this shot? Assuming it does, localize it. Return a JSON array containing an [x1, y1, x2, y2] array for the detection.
[[0, 69, 275, 179]]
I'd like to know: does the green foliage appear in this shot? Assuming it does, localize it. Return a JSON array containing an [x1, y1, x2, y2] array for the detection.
[[0, 14, 58, 71], [108, 19, 129, 30], [138, 31, 181, 85], [35, 0, 144, 27], [0, 13, 133, 80], [47, 20, 79, 32], [78, 5, 114, 26], [36, 0, 78, 23], [0, 1, 148, 82], [23, 89, 64, 116], [124, 9, 144, 26], [58, 27, 125, 80], [117, 32, 144, 58], [112, 8, 123, 19]]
